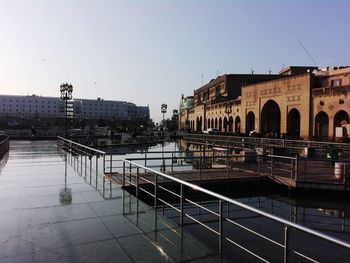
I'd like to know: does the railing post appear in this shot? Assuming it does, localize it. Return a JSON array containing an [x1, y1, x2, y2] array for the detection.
[[295, 155, 299, 181], [199, 155, 202, 181], [122, 162, 126, 187], [169, 153, 172, 172], [271, 156, 274, 177], [96, 156, 98, 189], [89, 156, 92, 184], [129, 163, 132, 184], [80, 154, 83, 176], [110, 154, 112, 176], [136, 167, 139, 198], [102, 177, 105, 197], [219, 200, 223, 254], [145, 151, 147, 167], [84, 155, 87, 179], [180, 184, 184, 226], [284, 226, 289, 263], [154, 173, 158, 209], [103, 154, 105, 174]]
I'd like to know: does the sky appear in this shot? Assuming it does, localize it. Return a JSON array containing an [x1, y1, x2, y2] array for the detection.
[[0, 0, 349, 122]]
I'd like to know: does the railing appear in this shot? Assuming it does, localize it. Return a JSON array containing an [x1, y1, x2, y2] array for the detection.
[[184, 134, 350, 153], [117, 159, 350, 261], [57, 136, 107, 191], [0, 135, 9, 159], [57, 137, 350, 261], [312, 85, 350, 97], [267, 154, 350, 187]]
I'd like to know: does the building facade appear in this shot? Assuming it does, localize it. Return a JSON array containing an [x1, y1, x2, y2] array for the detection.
[[179, 66, 350, 141], [0, 94, 150, 127]]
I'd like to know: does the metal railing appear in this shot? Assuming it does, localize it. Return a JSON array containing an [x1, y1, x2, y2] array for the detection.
[[267, 154, 350, 187], [57, 137, 350, 261], [57, 136, 107, 191], [184, 134, 350, 153], [117, 159, 350, 261], [0, 135, 9, 159]]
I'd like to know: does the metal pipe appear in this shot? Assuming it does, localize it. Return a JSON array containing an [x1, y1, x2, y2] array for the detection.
[[136, 167, 139, 198], [122, 162, 125, 187], [284, 226, 289, 263], [219, 200, 223, 254], [180, 184, 184, 226], [96, 156, 98, 189]]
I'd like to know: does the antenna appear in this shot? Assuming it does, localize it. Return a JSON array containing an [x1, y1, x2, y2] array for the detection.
[[268, 69, 272, 75], [201, 74, 204, 85], [299, 40, 317, 66], [216, 70, 219, 77], [250, 68, 254, 75]]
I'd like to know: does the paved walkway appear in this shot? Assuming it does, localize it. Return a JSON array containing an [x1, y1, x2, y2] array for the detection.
[[0, 141, 221, 263]]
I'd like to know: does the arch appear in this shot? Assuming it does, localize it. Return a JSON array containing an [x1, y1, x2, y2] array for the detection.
[[207, 119, 211, 129], [215, 118, 218, 129], [219, 117, 222, 132], [223, 117, 228, 132], [235, 116, 241, 133], [245, 112, 255, 133], [334, 110, 349, 138], [229, 116, 233, 132], [211, 119, 214, 129], [315, 111, 329, 138], [260, 100, 281, 137], [287, 108, 300, 139]]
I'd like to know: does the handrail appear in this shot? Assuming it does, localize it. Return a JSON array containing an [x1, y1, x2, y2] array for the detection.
[[184, 134, 350, 151], [57, 137, 350, 259], [122, 159, 350, 251], [57, 136, 106, 155]]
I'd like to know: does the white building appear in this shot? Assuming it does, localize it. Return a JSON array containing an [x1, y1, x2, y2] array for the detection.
[[0, 94, 149, 122]]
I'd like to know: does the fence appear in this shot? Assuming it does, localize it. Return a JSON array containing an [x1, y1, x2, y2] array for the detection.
[[117, 159, 350, 261], [183, 134, 350, 154], [57, 137, 350, 261]]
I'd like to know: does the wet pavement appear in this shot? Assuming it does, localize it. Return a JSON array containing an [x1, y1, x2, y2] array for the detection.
[[0, 141, 221, 263]]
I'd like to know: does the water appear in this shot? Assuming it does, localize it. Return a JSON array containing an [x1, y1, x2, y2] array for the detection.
[[112, 140, 350, 261]]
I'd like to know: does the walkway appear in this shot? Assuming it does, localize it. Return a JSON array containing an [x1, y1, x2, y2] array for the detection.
[[0, 141, 221, 263]]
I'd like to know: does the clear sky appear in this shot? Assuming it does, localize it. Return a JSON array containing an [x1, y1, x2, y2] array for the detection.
[[0, 0, 349, 122]]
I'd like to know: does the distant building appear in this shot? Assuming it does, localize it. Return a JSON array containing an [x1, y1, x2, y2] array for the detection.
[[179, 66, 350, 141], [0, 94, 150, 127]]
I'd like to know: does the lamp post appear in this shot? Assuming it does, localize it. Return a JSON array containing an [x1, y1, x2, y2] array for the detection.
[[60, 83, 73, 137], [161, 104, 167, 136], [225, 102, 232, 133], [59, 83, 73, 203], [160, 104, 167, 172]]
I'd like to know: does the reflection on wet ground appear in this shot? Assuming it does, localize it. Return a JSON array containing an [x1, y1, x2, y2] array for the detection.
[[0, 141, 220, 263]]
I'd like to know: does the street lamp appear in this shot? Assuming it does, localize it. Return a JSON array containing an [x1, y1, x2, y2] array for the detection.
[[59, 83, 73, 204], [60, 83, 73, 137], [160, 104, 167, 172], [161, 103, 167, 135], [225, 102, 232, 133]]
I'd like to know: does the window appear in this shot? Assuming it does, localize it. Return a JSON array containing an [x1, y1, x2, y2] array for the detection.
[[331, 79, 341, 87]]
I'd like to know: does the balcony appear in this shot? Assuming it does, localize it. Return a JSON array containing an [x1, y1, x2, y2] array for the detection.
[[312, 85, 350, 97]]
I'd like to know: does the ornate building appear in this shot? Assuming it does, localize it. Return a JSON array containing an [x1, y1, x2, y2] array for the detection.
[[179, 66, 350, 141]]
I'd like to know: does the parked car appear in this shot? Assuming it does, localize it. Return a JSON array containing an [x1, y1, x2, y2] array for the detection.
[[203, 128, 219, 135]]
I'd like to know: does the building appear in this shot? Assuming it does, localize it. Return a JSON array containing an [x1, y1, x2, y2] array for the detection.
[[179, 66, 350, 141], [0, 94, 150, 128]]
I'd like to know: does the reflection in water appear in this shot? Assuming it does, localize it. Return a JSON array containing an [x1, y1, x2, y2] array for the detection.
[[0, 152, 9, 174], [59, 152, 72, 204]]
